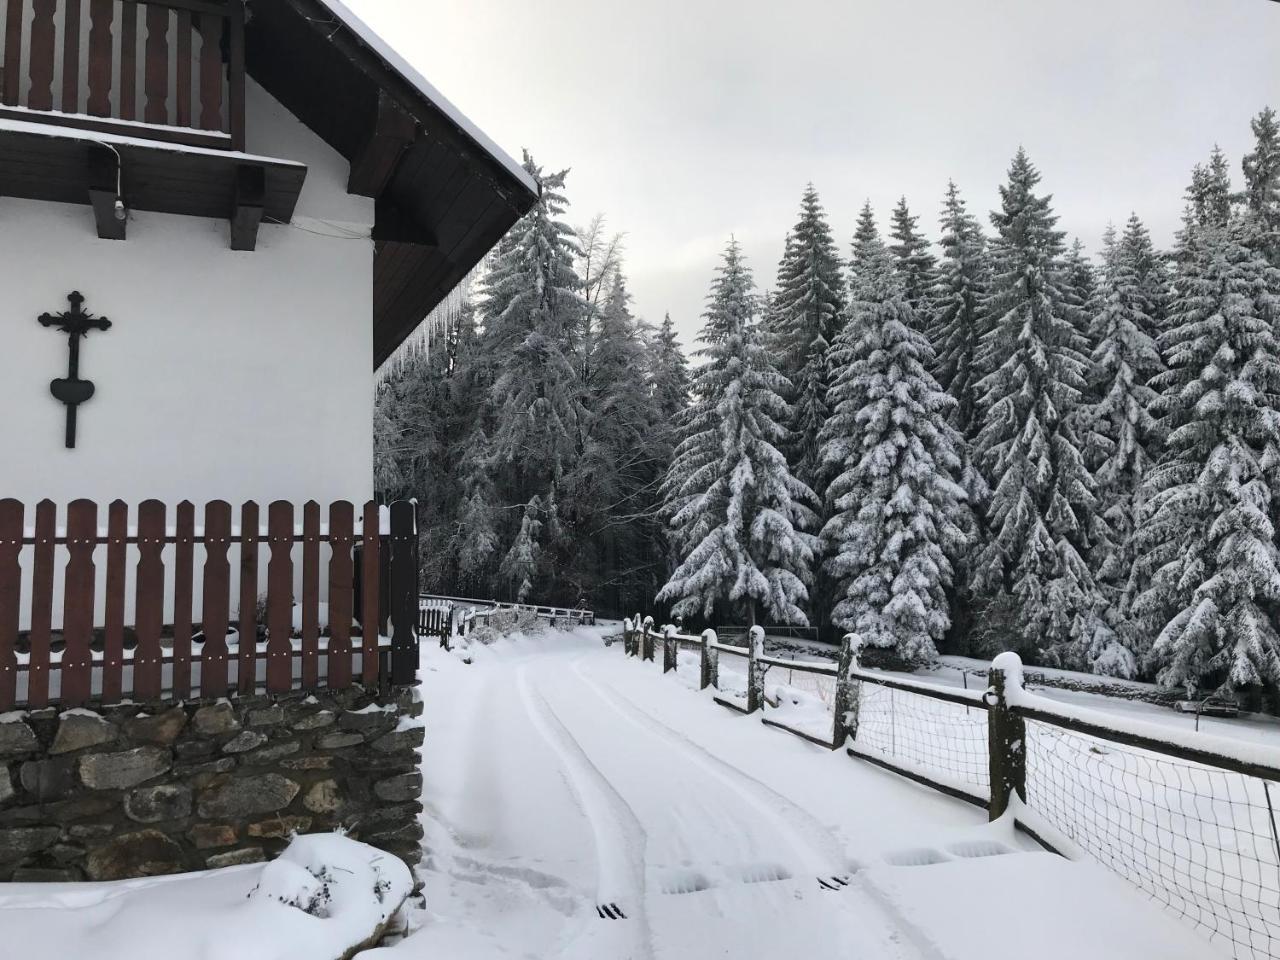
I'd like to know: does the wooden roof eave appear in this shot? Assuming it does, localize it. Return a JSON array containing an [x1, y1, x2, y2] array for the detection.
[[0, 116, 305, 249]]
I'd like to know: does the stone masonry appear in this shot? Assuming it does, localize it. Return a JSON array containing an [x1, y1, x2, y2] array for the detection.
[[0, 685, 424, 882]]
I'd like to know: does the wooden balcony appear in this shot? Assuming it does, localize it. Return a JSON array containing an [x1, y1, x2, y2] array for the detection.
[[1, 0, 245, 150]]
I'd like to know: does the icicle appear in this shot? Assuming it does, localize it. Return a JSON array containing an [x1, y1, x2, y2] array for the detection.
[[375, 262, 485, 386]]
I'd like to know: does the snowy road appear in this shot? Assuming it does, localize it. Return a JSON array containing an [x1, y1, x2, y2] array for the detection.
[[369, 628, 1229, 960]]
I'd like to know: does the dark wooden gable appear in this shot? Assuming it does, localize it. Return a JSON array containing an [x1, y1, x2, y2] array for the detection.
[[244, 0, 538, 367]]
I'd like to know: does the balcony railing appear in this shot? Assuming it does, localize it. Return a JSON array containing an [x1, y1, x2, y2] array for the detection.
[[0, 0, 245, 150]]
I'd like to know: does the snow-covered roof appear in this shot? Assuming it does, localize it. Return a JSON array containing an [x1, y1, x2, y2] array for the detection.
[[314, 0, 538, 198]]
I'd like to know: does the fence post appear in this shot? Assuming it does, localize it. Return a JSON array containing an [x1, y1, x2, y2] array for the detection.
[[388, 501, 418, 685], [832, 632, 861, 748], [701, 629, 718, 690], [987, 652, 1027, 821], [746, 625, 765, 713], [642, 616, 655, 661], [663, 624, 678, 673]]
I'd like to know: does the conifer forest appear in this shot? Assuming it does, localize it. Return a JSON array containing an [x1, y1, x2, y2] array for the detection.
[[376, 107, 1280, 702]]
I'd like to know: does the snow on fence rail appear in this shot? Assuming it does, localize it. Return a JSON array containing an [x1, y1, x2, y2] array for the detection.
[[622, 619, 1280, 960], [0, 498, 421, 710]]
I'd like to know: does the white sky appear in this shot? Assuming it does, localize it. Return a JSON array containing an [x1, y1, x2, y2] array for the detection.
[[347, 0, 1280, 347]]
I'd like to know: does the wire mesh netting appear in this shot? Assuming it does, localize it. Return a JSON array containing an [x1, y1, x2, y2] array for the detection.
[[1024, 719, 1280, 960], [852, 682, 990, 795]]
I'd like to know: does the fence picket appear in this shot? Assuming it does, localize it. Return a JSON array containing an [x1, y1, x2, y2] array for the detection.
[[389, 501, 416, 685], [237, 500, 259, 693], [102, 500, 127, 702], [200, 500, 232, 698], [301, 500, 320, 689], [133, 500, 165, 699], [61, 0, 83, 112], [27, 0, 56, 111], [361, 500, 380, 685], [60, 499, 97, 706], [118, 0, 137, 120], [327, 502, 354, 689], [86, 0, 115, 117], [27, 500, 56, 708], [172, 501, 195, 699], [0, 500, 22, 711], [2, 0, 21, 107], [266, 501, 293, 693], [144, 2, 169, 124]]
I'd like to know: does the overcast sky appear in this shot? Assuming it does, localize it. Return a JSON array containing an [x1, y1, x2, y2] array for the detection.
[[348, 0, 1280, 347]]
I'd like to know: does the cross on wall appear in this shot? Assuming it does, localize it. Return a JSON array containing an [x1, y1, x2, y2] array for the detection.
[[38, 291, 111, 449]]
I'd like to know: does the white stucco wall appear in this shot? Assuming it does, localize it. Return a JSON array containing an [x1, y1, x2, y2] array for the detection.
[[0, 80, 376, 510]]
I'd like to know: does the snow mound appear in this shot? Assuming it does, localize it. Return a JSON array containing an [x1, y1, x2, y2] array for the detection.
[[0, 833, 412, 960]]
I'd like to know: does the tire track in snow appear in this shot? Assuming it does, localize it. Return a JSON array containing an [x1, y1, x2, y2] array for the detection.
[[573, 655, 949, 960], [516, 663, 655, 960], [571, 656, 846, 875]]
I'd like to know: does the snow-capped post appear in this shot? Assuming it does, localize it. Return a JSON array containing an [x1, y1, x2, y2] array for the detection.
[[700, 629, 719, 690], [986, 652, 1027, 821], [642, 616, 656, 662], [746, 625, 766, 713], [663, 624, 678, 674], [622, 616, 634, 656], [832, 633, 861, 748]]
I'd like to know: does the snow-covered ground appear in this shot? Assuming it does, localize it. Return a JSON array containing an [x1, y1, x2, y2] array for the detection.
[[0, 833, 412, 960], [375, 626, 1228, 960]]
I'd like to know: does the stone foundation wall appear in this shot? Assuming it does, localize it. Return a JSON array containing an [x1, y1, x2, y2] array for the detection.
[[0, 685, 424, 881]]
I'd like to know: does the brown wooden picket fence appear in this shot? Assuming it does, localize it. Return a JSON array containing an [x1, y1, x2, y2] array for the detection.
[[0, 498, 420, 711]]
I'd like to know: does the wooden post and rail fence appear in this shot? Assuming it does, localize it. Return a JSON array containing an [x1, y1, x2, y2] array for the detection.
[[421, 593, 596, 651], [621, 617, 1280, 959]]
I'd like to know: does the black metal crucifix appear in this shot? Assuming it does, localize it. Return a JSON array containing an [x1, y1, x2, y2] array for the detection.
[[38, 292, 111, 449]]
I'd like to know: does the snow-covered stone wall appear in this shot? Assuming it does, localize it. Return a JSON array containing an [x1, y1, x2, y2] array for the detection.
[[0, 683, 423, 881], [0, 80, 375, 508]]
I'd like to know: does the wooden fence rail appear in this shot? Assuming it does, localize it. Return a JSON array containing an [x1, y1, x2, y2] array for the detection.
[[0, 497, 419, 710], [0, 0, 245, 149]]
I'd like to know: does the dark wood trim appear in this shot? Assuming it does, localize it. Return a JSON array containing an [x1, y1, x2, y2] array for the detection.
[[87, 144, 126, 240], [1013, 704, 1280, 783], [853, 669, 991, 710], [713, 694, 750, 715], [230, 163, 265, 251], [0, 105, 235, 150], [761, 716, 837, 750], [348, 91, 417, 197]]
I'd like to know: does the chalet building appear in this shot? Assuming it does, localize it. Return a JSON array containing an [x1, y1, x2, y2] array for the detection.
[[1, 0, 536, 507], [0, 0, 536, 882]]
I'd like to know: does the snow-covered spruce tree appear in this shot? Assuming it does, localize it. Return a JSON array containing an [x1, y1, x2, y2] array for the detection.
[[929, 182, 990, 441], [767, 185, 846, 495], [477, 153, 585, 598], [1133, 169, 1280, 694], [651, 312, 691, 427], [888, 196, 939, 317], [926, 183, 993, 628], [658, 239, 818, 624], [1242, 107, 1280, 266], [1084, 215, 1166, 677], [971, 149, 1106, 666], [818, 217, 971, 663], [572, 273, 671, 613]]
